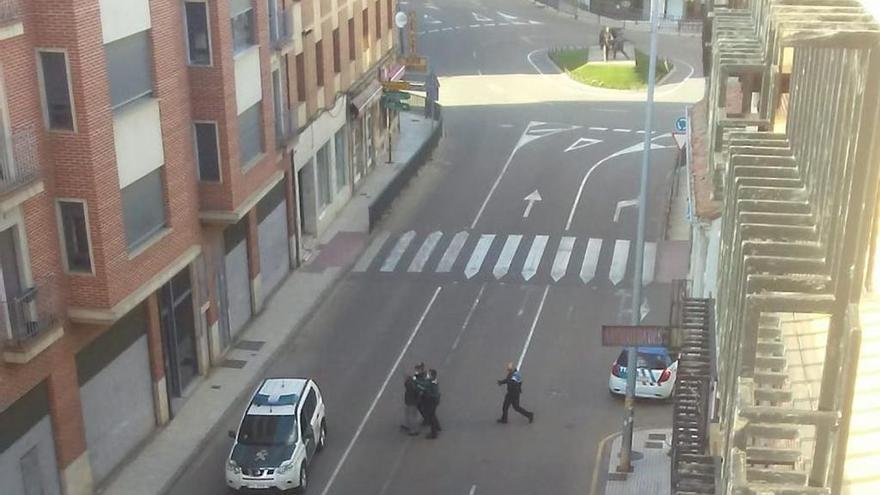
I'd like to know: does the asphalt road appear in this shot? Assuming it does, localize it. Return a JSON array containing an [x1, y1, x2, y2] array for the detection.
[[167, 1, 703, 494]]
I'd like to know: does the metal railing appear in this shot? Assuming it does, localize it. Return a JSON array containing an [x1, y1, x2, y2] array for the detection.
[[2, 275, 61, 348], [0, 0, 21, 24], [686, 1, 880, 494], [0, 126, 42, 196], [270, 7, 294, 50]]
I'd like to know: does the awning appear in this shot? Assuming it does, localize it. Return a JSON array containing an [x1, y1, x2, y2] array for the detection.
[[349, 80, 383, 116]]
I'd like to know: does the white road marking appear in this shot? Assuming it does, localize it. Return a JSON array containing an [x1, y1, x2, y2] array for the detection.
[[425, 2, 439, 10], [580, 238, 602, 283], [408, 231, 442, 272], [642, 242, 657, 286], [522, 235, 549, 281], [473, 12, 493, 22], [381, 231, 415, 272], [473, 50, 477, 59], [512, 21, 528, 25], [551, 236, 576, 282], [518, 285, 550, 370], [613, 199, 639, 222], [497, 11, 518, 21], [469, 23, 480, 28], [469, 485, 477, 495], [497, 22, 509, 26], [493, 235, 523, 279], [528, 20, 543, 25], [589, 127, 608, 131], [449, 284, 487, 357], [636, 130, 646, 134], [522, 190, 542, 218], [437, 231, 468, 272], [612, 128, 630, 133], [484, 23, 495, 27], [465, 234, 495, 279], [353, 231, 390, 272], [320, 286, 443, 495], [442, 27, 453, 31], [565, 137, 601, 153], [499, 124, 515, 128], [527, 49, 546, 75], [609, 240, 630, 285], [470, 124, 532, 229], [565, 134, 673, 231]]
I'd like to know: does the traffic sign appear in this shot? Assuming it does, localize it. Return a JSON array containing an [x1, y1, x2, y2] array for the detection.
[[382, 80, 411, 91], [601, 325, 670, 347], [675, 117, 687, 132], [672, 132, 687, 149], [383, 100, 411, 111], [382, 90, 411, 101]]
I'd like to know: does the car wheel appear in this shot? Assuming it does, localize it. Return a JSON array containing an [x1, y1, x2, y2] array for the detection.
[[316, 420, 327, 452], [297, 463, 308, 493]]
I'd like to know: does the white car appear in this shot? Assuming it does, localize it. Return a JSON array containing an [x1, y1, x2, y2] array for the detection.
[[226, 378, 327, 493], [608, 347, 678, 400]]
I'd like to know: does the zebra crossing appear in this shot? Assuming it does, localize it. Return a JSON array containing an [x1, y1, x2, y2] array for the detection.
[[353, 231, 660, 285]]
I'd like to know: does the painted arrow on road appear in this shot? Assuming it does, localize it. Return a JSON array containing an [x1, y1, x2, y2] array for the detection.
[[613, 199, 639, 222], [522, 190, 542, 218], [565, 137, 601, 153]]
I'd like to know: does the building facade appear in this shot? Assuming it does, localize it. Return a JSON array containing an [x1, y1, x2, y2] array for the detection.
[[676, 1, 880, 494], [0, 0, 397, 494]]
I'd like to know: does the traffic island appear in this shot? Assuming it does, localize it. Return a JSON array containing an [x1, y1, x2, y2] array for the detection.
[[548, 46, 671, 90]]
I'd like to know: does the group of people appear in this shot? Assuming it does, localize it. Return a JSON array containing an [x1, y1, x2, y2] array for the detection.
[[401, 363, 442, 439], [400, 362, 534, 440]]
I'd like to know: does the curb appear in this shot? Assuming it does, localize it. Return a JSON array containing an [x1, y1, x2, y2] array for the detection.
[[157, 266, 348, 495], [368, 114, 444, 230]]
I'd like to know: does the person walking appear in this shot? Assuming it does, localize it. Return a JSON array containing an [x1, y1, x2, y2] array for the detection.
[[420, 369, 442, 439], [400, 367, 421, 436], [497, 362, 534, 424]]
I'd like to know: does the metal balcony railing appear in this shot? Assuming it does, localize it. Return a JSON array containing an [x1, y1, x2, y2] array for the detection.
[[0, 126, 43, 196], [270, 7, 294, 50], [0, 0, 21, 24], [2, 275, 61, 348]]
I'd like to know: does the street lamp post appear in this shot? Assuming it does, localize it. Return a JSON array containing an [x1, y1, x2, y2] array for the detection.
[[617, 0, 660, 474]]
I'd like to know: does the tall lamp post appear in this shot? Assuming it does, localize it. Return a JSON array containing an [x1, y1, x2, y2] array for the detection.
[[395, 10, 408, 56], [617, 0, 660, 474]]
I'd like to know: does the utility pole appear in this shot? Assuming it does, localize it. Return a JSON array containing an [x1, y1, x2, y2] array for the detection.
[[617, 0, 660, 474]]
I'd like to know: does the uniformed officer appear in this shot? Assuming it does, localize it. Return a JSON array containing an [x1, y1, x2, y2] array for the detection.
[[497, 362, 534, 424]]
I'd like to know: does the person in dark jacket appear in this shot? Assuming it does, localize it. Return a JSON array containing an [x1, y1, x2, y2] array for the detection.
[[400, 366, 422, 435], [497, 362, 534, 424], [420, 369, 442, 439]]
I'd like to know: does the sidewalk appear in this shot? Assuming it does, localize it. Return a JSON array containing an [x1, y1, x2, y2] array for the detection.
[[600, 428, 672, 495], [101, 111, 441, 495]]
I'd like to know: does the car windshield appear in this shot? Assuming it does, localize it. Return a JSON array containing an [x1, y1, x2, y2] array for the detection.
[[616, 350, 672, 370], [237, 414, 296, 446]]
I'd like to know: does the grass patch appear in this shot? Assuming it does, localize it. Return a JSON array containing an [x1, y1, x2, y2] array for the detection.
[[549, 47, 672, 90]]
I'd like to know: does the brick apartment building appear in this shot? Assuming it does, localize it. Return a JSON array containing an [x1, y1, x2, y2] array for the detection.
[[0, 0, 398, 493]]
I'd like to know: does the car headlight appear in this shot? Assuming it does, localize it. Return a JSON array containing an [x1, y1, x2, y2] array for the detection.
[[226, 459, 241, 474], [277, 460, 295, 474]]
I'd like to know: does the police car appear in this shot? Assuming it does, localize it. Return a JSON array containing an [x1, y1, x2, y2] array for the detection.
[[608, 347, 678, 400], [226, 378, 327, 493]]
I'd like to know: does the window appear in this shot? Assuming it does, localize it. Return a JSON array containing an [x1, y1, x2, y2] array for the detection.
[[375, 1, 381, 41], [238, 102, 263, 166], [185, 2, 211, 65], [316, 142, 331, 209], [332, 29, 341, 73], [231, 0, 256, 54], [386, 0, 392, 33], [58, 200, 92, 273], [362, 9, 369, 45], [194, 122, 220, 181], [295, 53, 305, 102], [237, 414, 297, 446], [315, 40, 324, 87], [348, 18, 355, 61], [334, 128, 347, 191], [121, 168, 167, 251], [105, 31, 154, 108], [303, 389, 317, 423], [37, 51, 74, 130]]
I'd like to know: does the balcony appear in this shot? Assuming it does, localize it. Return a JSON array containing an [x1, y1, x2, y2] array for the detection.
[[2, 275, 64, 364], [0, 0, 20, 25], [275, 107, 297, 149], [0, 126, 44, 205], [270, 7, 294, 52]]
